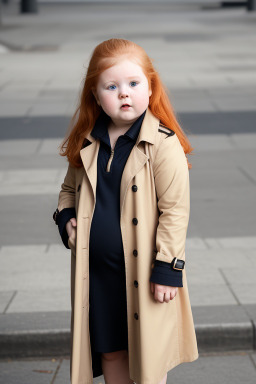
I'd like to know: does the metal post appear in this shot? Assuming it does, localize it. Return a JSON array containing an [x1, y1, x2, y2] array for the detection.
[[247, 0, 256, 10], [20, 0, 38, 13]]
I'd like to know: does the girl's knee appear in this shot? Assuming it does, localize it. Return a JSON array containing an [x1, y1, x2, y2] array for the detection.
[[101, 349, 128, 362]]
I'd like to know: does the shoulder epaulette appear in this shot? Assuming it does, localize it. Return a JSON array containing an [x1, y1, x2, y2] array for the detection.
[[158, 123, 175, 138]]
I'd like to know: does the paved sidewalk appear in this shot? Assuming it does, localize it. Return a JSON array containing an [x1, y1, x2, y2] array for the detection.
[[0, 0, 256, 369], [1, 351, 256, 384]]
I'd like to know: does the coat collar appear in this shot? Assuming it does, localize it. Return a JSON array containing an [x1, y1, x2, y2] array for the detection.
[[79, 107, 159, 217]]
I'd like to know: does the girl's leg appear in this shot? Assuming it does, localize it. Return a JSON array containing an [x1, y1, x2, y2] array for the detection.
[[158, 372, 167, 384], [101, 350, 167, 384], [101, 350, 133, 384]]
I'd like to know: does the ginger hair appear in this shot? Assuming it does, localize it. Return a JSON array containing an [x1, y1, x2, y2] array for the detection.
[[59, 38, 193, 168]]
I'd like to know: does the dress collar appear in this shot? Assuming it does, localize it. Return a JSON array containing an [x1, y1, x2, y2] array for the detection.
[[90, 109, 147, 147]]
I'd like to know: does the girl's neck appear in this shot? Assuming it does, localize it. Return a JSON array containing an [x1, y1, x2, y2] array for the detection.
[[108, 121, 133, 150], [108, 120, 132, 134]]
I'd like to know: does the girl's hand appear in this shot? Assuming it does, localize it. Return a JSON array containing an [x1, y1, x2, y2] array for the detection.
[[150, 282, 178, 303], [66, 218, 77, 238]]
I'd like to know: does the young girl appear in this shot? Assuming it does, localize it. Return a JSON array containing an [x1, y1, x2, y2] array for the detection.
[[53, 38, 199, 384]]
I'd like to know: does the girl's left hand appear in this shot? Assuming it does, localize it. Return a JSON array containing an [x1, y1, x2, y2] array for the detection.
[[150, 282, 178, 303]]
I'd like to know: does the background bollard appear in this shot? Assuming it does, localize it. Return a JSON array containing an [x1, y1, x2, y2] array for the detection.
[[247, 0, 256, 10], [20, 0, 38, 13]]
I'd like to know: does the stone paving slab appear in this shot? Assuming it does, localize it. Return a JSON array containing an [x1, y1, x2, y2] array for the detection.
[[0, 154, 65, 171], [0, 358, 60, 384], [231, 284, 256, 305], [0, 245, 70, 292], [169, 352, 256, 384], [0, 139, 42, 155], [189, 187, 256, 238], [189, 284, 237, 306], [1, 351, 256, 384], [222, 267, 256, 285], [1, 187, 255, 242], [7, 288, 71, 313], [53, 358, 71, 384], [187, 267, 226, 285], [0, 291, 14, 313]]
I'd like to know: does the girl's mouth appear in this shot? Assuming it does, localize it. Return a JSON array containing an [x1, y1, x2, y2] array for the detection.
[[121, 104, 131, 109]]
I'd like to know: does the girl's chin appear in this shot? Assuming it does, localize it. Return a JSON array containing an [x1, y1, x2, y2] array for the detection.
[[110, 114, 139, 125]]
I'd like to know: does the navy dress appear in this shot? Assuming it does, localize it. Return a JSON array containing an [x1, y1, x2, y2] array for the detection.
[[87, 110, 147, 353], [55, 108, 183, 357]]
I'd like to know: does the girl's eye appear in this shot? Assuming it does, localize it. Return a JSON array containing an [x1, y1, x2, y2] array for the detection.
[[130, 81, 138, 87], [107, 85, 116, 90]]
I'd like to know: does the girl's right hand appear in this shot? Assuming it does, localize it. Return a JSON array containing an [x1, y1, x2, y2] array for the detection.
[[66, 218, 77, 238]]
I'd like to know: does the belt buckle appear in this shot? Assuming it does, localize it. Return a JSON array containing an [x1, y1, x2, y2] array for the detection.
[[172, 257, 184, 271]]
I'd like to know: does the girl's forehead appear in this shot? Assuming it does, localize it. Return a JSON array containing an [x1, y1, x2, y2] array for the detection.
[[99, 59, 144, 78]]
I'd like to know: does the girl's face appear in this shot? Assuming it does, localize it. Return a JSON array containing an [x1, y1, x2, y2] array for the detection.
[[93, 58, 152, 127]]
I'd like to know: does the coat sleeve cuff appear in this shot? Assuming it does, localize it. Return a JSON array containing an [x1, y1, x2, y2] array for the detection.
[[57, 207, 76, 249], [149, 260, 183, 287]]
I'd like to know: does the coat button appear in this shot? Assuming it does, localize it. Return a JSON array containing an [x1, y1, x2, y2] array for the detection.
[[133, 249, 138, 257], [134, 280, 138, 288], [134, 313, 139, 320], [132, 185, 138, 192], [132, 218, 138, 225], [77, 184, 81, 192]]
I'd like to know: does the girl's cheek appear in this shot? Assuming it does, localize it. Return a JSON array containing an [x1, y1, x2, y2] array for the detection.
[[100, 96, 116, 112]]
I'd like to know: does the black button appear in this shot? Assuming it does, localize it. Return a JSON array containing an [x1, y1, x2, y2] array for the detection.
[[134, 280, 138, 288], [132, 218, 138, 225], [132, 185, 138, 192], [134, 313, 139, 320], [133, 250, 138, 257], [77, 184, 81, 192]]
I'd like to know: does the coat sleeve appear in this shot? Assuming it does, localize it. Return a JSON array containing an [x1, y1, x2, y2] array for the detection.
[[150, 260, 183, 287], [54, 164, 77, 249], [149, 133, 190, 287]]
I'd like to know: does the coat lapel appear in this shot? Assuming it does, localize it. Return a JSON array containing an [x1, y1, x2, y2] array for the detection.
[[80, 140, 100, 201], [79, 107, 159, 212], [120, 145, 148, 216]]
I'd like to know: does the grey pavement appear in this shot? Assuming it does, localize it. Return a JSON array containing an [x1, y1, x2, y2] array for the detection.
[[1, 351, 256, 384], [0, 1, 256, 381]]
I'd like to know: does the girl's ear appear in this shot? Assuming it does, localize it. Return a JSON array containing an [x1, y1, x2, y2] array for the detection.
[[149, 88, 152, 97], [92, 88, 101, 106]]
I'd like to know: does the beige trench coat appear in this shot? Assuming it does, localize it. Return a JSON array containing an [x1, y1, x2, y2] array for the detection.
[[56, 107, 199, 384]]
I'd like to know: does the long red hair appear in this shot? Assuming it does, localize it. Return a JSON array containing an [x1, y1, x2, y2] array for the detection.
[[59, 38, 193, 168]]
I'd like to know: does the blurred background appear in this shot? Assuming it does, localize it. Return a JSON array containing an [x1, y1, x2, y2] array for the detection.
[[0, 1, 256, 383]]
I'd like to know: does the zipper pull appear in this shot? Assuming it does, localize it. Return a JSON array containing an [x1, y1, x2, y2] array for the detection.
[[106, 148, 115, 172]]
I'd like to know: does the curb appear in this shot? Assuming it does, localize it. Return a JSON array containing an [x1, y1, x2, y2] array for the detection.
[[195, 322, 254, 352], [0, 306, 255, 359]]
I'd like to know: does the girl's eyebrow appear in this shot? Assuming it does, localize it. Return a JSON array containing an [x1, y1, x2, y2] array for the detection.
[[126, 76, 141, 79], [104, 76, 142, 85]]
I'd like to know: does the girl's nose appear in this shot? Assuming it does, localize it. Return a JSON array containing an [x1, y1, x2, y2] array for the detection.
[[119, 87, 129, 99]]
